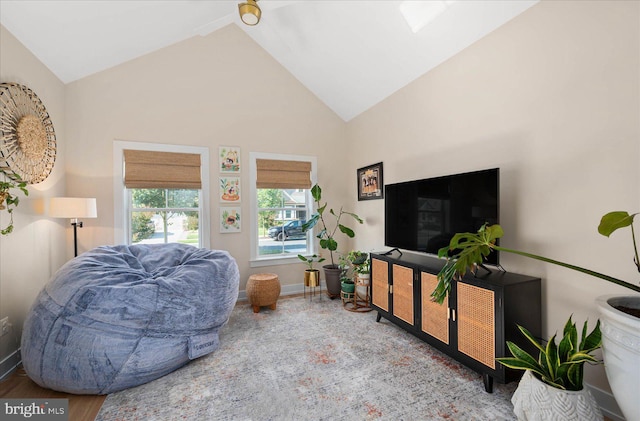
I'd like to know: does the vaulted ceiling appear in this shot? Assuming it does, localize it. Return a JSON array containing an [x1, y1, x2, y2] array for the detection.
[[0, 1, 538, 121]]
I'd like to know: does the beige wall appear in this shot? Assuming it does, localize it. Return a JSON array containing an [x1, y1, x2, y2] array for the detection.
[[348, 0, 639, 397], [63, 24, 349, 293], [0, 26, 67, 374]]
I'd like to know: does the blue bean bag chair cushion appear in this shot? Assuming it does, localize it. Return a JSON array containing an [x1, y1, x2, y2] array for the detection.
[[21, 243, 239, 394]]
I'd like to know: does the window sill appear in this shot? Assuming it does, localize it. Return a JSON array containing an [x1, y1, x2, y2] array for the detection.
[[250, 255, 304, 268]]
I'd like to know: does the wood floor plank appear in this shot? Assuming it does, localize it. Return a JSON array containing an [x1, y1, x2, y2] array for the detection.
[[0, 369, 105, 421]]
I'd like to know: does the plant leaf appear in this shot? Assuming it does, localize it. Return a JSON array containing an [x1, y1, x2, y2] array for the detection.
[[581, 320, 602, 353], [504, 341, 542, 368], [432, 224, 504, 304], [302, 214, 320, 232], [343, 211, 364, 224], [311, 184, 322, 201], [517, 325, 546, 355], [557, 331, 573, 363], [338, 224, 355, 238], [598, 211, 637, 237], [496, 357, 543, 374], [543, 333, 558, 382]]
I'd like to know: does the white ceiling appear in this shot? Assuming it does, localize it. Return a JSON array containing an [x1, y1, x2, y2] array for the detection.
[[0, 0, 538, 121]]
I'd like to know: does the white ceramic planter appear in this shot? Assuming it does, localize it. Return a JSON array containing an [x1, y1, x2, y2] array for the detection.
[[355, 273, 370, 298], [596, 295, 640, 421], [511, 370, 602, 421]]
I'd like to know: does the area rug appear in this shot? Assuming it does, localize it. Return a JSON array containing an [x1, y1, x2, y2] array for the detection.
[[96, 295, 518, 420]]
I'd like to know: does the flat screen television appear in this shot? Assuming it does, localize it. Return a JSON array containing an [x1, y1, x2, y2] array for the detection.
[[385, 168, 500, 265]]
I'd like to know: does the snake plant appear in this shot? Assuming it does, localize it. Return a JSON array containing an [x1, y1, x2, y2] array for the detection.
[[432, 211, 640, 305], [497, 316, 601, 391]]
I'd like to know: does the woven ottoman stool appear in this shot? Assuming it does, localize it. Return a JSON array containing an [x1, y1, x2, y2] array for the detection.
[[246, 273, 280, 313]]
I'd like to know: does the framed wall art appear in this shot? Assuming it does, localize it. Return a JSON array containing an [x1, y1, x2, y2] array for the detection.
[[220, 207, 241, 233], [219, 146, 240, 173], [357, 162, 383, 201], [219, 176, 240, 203]]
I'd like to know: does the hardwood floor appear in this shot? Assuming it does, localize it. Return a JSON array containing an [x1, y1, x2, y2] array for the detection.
[[0, 368, 105, 421]]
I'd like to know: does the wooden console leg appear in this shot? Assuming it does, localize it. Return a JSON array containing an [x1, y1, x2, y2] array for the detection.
[[252, 305, 260, 313], [269, 303, 277, 310], [483, 373, 494, 393]]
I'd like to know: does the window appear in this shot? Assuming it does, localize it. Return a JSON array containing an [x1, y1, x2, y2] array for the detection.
[[250, 152, 316, 266], [113, 141, 210, 248], [129, 188, 200, 245]]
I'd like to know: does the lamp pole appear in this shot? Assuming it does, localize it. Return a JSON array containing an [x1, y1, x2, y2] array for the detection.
[[71, 219, 83, 257]]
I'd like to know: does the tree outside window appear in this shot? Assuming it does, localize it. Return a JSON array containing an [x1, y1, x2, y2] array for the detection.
[[130, 188, 200, 246]]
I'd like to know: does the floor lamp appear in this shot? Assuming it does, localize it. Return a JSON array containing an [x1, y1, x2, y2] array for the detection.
[[49, 197, 97, 257]]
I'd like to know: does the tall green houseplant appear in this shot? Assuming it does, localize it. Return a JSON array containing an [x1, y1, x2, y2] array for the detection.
[[302, 184, 363, 267]]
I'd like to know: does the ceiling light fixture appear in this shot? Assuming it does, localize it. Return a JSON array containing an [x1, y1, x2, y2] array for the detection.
[[238, 0, 261, 26]]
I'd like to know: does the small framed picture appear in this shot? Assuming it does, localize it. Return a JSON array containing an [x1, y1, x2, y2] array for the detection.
[[220, 177, 241, 203], [357, 162, 383, 201], [219, 146, 240, 173], [220, 207, 241, 233]]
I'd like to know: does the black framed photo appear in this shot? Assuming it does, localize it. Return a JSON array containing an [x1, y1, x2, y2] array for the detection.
[[357, 162, 383, 201]]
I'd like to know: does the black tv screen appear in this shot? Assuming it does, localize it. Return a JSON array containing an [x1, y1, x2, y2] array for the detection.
[[385, 168, 500, 265]]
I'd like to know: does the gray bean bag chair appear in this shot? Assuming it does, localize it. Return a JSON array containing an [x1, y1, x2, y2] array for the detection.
[[21, 243, 239, 394]]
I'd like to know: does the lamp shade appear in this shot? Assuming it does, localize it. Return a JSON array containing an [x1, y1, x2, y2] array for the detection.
[[239, 0, 261, 25], [49, 197, 97, 219]]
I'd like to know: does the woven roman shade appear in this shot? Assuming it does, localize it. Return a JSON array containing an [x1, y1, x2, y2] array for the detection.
[[256, 159, 312, 189], [123, 149, 201, 189]]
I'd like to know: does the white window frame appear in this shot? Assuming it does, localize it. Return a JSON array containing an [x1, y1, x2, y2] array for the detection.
[[113, 140, 210, 248], [249, 152, 317, 267]]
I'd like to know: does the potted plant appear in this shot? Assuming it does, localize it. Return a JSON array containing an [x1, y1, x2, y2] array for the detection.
[[297, 254, 325, 288], [347, 250, 370, 275], [433, 211, 640, 420], [497, 316, 603, 420], [302, 184, 363, 298], [339, 254, 354, 292], [340, 275, 355, 294], [0, 172, 28, 235], [348, 250, 370, 297]]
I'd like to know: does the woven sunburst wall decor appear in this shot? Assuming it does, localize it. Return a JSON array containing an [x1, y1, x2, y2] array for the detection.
[[0, 82, 56, 184]]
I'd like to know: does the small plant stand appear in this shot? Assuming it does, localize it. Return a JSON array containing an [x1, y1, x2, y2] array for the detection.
[[341, 290, 355, 305], [304, 279, 322, 301], [343, 277, 372, 313]]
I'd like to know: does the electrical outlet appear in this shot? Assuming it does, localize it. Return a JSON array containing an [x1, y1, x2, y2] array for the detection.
[[0, 317, 9, 337]]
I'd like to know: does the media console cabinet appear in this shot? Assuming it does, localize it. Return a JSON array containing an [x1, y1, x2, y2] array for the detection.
[[370, 250, 541, 392]]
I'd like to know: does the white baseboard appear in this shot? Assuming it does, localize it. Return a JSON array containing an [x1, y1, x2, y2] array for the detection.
[[587, 382, 624, 421], [237, 282, 310, 302], [0, 348, 21, 381]]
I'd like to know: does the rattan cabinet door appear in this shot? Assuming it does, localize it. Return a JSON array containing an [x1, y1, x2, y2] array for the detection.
[[392, 264, 414, 325], [371, 258, 389, 312], [456, 282, 496, 369], [421, 272, 449, 345]]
